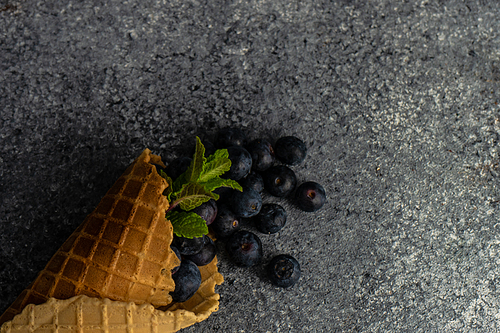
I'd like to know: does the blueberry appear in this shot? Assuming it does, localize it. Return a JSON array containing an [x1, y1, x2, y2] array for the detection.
[[274, 136, 307, 165], [239, 171, 264, 193], [191, 199, 218, 225], [295, 181, 326, 212], [229, 187, 262, 218], [245, 139, 275, 171], [254, 203, 287, 234], [224, 146, 252, 180], [267, 254, 301, 288], [211, 204, 241, 238], [172, 235, 205, 255], [166, 156, 192, 180], [226, 231, 263, 267], [170, 259, 202, 302], [262, 165, 297, 197], [170, 246, 182, 275], [185, 235, 216, 266], [215, 127, 246, 148]]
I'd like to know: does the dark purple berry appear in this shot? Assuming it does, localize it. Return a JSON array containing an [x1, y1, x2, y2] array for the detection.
[[295, 181, 326, 212], [267, 254, 300, 288], [254, 203, 287, 234], [170, 246, 182, 275], [239, 171, 264, 193], [170, 259, 202, 302], [226, 231, 263, 267], [211, 204, 241, 238], [185, 235, 216, 266], [245, 139, 275, 171], [262, 165, 297, 197], [166, 156, 192, 180], [215, 127, 246, 148], [229, 187, 262, 218], [224, 146, 252, 180], [192, 199, 218, 225], [274, 136, 307, 165], [172, 235, 205, 255]]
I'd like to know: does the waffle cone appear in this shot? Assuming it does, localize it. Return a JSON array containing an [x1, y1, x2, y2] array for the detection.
[[0, 257, 224, 333], [1, 149, 224, 332]]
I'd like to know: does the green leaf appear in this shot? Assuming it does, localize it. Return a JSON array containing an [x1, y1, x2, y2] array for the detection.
[[200, 177, 242, 193], [184, 136, 206, 182], [159, 170, 173, 201], [167, 211, 208, 239], [199, 149, 231, 183], [176, 182, 216, 211]]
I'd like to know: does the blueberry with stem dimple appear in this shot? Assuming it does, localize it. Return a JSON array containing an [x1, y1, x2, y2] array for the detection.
[[226, 230, 263, 267], [229, 187, 262, 218], [211, 204, 241, 238], [262, 165, 297, 197], [295, 181, 326, 212], [267, 254, 301, 288]]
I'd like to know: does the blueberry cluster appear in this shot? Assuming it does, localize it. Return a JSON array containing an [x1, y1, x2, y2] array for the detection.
[[166, 128, 326, 299]]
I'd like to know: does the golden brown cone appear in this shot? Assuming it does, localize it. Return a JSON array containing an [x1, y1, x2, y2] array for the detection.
[[0, 256, 224, 333], [0, 149, 181, 325]]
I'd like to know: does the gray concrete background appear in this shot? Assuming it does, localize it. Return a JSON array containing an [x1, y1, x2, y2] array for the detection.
[[1, 0, 500, 332]]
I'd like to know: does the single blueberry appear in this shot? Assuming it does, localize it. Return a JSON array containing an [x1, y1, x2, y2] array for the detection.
[[295, 181, 326, 212], [170, 245, 182, 275], [224, 146, 252, 180], [166, 156, 192, 180], [226, 230, 263, 267], [262, 165, 297, 197], [211, 204, 241, 238], [245, 139, 275, 171], [267, 254, 301, 288], [254, 203, 287, 234], [185, 235, 216, 266], [229, 187, 262, 218], [239, 171, 264, 193], [192, 199, 218, 225], [274, 136, 307, 165], [170, 259, 202, 302], [172, 235, 205, 255], [215, 127, 246, 148]]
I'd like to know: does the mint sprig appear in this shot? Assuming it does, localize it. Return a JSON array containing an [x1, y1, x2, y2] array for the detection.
[[161, 137, 242, 238]]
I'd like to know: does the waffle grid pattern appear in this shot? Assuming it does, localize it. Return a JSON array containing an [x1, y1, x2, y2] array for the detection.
[[1, 150, 180, 324]]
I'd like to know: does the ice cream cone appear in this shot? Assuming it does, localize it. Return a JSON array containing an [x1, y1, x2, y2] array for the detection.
[[0, 257, 223, 333], [0, 148, 223, 332]]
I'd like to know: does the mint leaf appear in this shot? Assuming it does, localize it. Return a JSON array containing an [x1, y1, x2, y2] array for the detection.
[[199, 149, 231, 182], [176, 182, 217, 211], [167, 210, 208, 238], [159, 169, 173, 201], [184, 136, 206, 182], [201, 177, 242, 193], [164, 137, 244, 238]]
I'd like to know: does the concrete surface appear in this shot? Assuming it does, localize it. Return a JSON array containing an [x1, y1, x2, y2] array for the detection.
[[1, 0, 500, 332]]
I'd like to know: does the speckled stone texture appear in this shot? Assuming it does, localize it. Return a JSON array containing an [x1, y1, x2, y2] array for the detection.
[[1, 0, 500, 332]]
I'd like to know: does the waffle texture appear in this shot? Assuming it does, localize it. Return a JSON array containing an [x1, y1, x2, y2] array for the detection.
[[0, 257, 223, 333], [0, 149, 180, 325]]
